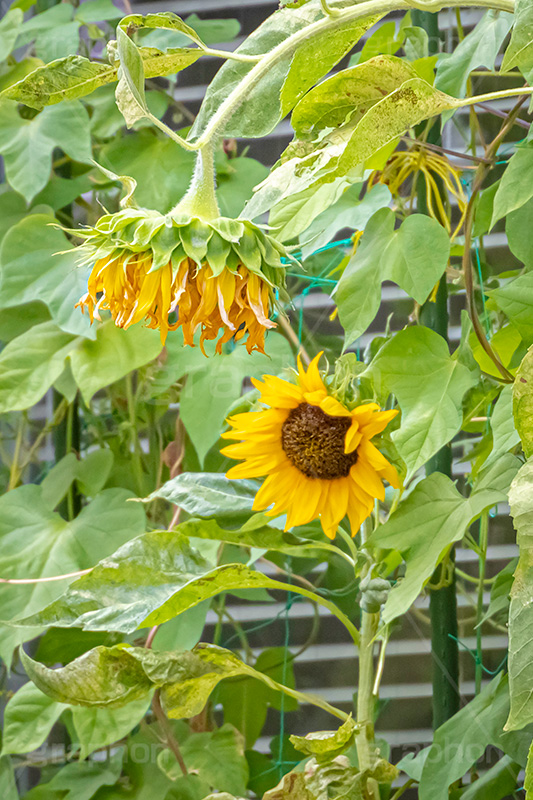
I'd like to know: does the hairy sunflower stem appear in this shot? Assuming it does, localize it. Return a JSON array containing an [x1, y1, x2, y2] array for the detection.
[[172, 143, 220, 221], [356, 520, 379, 799], [8, 415, 25, 491], [125, 373, 146, 496]]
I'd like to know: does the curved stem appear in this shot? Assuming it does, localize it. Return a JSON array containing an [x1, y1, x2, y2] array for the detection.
[[152, 690, 188, 775], [190, 0, 515, 149], [172, 143, 220, 220], [201, 46, 262, 63]]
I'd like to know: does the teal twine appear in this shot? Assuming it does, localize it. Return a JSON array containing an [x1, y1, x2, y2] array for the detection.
[[281, 237, 353, 265], [448, 634, 508, 675]]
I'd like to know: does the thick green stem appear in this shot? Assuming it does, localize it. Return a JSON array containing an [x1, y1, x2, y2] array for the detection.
[[356, 522, 379, 800], [125, 373, 145, 497], [172, 144, 220, 220], [475, 511, 489, 694]]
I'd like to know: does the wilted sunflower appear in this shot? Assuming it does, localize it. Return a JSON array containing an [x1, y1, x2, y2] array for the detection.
[[73, 207, 288, 353], [222, 354, 399, 539]]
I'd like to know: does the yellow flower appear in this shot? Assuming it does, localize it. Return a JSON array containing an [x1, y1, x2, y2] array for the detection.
[[222, 354, 400, 539], [73, 209, 288, 354]]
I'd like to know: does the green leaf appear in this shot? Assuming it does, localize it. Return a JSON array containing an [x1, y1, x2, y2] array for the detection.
[[1, 682, 67, 756], [367, 326, 478, 477], [460, 756, 520, 800], [0, 321, 80, 414], [69, 320, 162, 405], [22, 643, 299, 725], [479, 558, 516, 625], [190, 1, 377, 142], [514, 345, 533, 456], [159, 724, 248, 796], [435, 11, 513, 100], [16, 528, 358, 642], [115, 26, 149, 127], [507, 196, 533, 265], [291, 55, 427, 136], [40, 450, 114, 509], [506, 458, 533, 729], [486, 384, 521, 466], [290, 717, 356, 763], [0, 214, 94, 338], [299, 183, 391, 259], [279, 13, 383, 115], [0, 758, 17, 800], [24, 752, 123, 800], [75, 0, 121, 24], [145, 474, 259, 522], [121, 11, 205, 46], [418, 674, 517, 800], [101, 128, 195, 213], [264, 757, 365, 800], [72, 696, 151, 759], [0, 485, 146, 664], [369, 454, 520, 623], [502, 0, 533, 71], [336, 210, 450, 347], [2, 48, 201, 109], [491, 144, 533, 226], [490, 271, 533, 344], [526, 738, 533, 799], [0, 9, 23, 61], [0, 99, 92, 202]]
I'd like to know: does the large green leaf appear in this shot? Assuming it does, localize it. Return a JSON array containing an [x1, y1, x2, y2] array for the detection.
[[2, 47, 201, 109], [101, 128, 195, 213], [71, 696, 152, 759], [190, 0, 379, 141], [507, 196, 533, 266], [0, 321, 80, 414], [145, 474, 259, 522], [526, 739, 533, 800], [291, 55, 423, 136], [490, 271, 533, 343], [491, 144, 533, 225], [0, 485, 146, 664], [1, 682, 67, 756], [336, 209, 450, 346], [418, 674, 522, 800], [369, 454, 520, 623], [502, 0, 533, 71], [507, 458, 533, 730], [513, 345, 533, 456], [158, 724, 248, 796], [435, 11, 513, 99], [0, 214, 94, 338], [0, 100, 92, 202], [24, 752, 123, 800], [486, 384, 521, 466], [22, 643, 312, 724], [0, 9, 23, 61], [0, 758, 17, 800], [16, 527, 358, 641], [367, 326, 478, 477], [70, 320, 162, 405], [244, 57, 458, 220]]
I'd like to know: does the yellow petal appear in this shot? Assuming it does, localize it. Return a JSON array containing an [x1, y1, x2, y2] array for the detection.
[[298, 351, 326, 393], [345, 421, 362, 454], [318, 395, 352, 417], [350, 460, 385, 501], [360, 409, 399, 439]]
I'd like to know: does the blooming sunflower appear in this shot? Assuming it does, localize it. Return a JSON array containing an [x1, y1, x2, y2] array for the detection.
[[73, 207, 288, 353], [222, 354, 400, 539]]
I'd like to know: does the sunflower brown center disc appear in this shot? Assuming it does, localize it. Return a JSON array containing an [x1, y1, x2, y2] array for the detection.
[[281, 402, 358, 480]]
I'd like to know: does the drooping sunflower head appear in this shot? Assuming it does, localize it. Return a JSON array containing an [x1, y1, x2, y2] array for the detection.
[[72, 207, 288, 353], [222, 354, 400, 540]]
